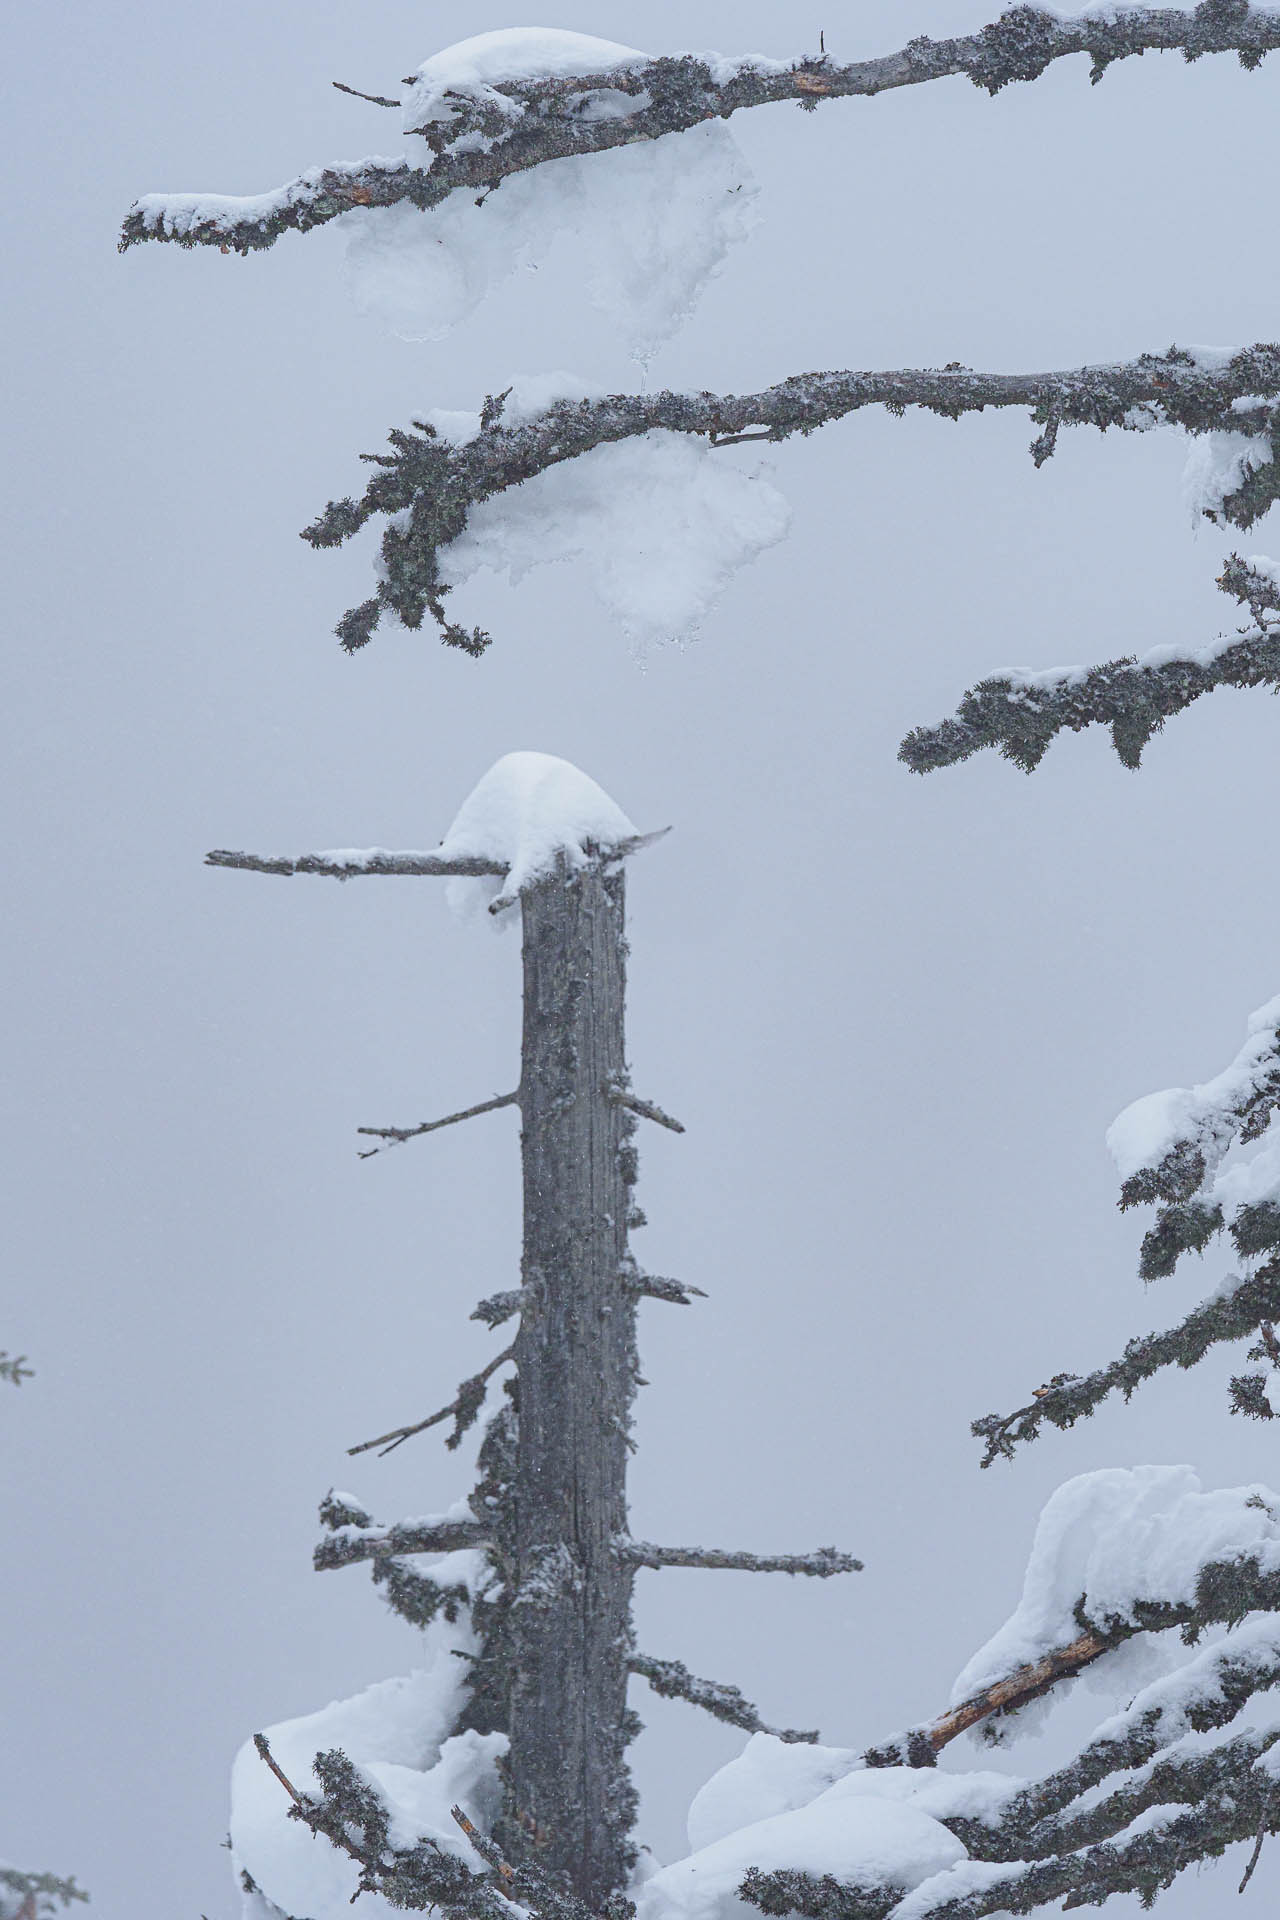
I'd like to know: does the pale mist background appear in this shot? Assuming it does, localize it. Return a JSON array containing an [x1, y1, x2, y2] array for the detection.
[[4, 2, 1279, 1914]]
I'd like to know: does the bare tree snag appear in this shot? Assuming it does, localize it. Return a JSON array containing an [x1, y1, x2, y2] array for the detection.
[[505, 862, 637, 1901], [211, 815, 861, 1908]]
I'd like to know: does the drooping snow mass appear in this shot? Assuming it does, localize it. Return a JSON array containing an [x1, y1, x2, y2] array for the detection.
[[948, 1467, 1280, 1717], [436, 427, 790, 651], [438, 750, 639, 919], [1182, 428, 1273, 522], [1106, 994, 1280, 1231], [686, 1737, 859, 1853], [342, 118, 758, 359], [230, 1571, 506, 1920], [639, 1781, 967, 1920]]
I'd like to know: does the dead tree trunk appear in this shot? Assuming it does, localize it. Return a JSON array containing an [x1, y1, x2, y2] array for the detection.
[[215, 803, 862, 1916], [506, 860, 637, 1904]]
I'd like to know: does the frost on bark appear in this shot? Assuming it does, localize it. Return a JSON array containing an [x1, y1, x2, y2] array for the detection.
[[118, 7, 1280, 256]]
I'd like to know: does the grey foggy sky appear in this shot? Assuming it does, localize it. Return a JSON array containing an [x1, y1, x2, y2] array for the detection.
[[5, 3, 1280, 1916]]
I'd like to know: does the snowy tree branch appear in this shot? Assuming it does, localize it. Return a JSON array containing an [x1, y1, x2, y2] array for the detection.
[[743, 1742, 1280, 1919], [629, 1652, 818, 1743], [205, 846, 506, 879], [619, 1539, 862, 1575], [995, 1623, 1280, 1837], [971, 1259, 1280, 1464], [297, 344, 1280, 653], [356, 1091, 520, 1158], [120, 7, 1280, 256], [254, 1741, 519, 1920], [865, 1628, 1111, 1768], [314, 1512, 488, 1569], [347, 1344, 516, 1455], [899, 562, 1280, 775]]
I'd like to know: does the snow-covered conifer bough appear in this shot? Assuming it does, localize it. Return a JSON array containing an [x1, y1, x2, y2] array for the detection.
[[120, 11, 1280, 701]]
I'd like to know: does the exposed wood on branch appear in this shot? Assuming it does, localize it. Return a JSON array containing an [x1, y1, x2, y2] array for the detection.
[[620, 1538, 861, 1575], [927, 1628, 1109, 1752], [348, 1345, 516, 1455], [121, 8, 1280, 255], [253, 1733, 307, 1808], [356, 1091, 519, 1158]]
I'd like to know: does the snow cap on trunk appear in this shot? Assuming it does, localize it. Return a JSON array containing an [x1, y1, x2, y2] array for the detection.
[[440, 751, 640, 918]]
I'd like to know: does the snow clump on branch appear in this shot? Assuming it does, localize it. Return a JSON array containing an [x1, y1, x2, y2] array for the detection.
[[230, 1575, 505, 1920], [435, 417, 791, 654], [343, 28, 759, 359], [400, 28, 651, 131]]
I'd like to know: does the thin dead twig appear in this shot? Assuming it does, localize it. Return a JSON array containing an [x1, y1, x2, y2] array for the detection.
[[357, 1090, 519, 1157]]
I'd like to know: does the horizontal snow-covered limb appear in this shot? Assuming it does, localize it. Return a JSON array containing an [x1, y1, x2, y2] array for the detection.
[[301, 345, 1280, 654], [971, 1259, 1280, 1463], [619, 1538, 862, 1575], [631, 1653, 819, 1743], [209, 755, 663, 912], [314, 1511, 488, 1569], [899, 570, 1280, 775], [119, 8, 1280, 255], [205, 846, 506, 879]]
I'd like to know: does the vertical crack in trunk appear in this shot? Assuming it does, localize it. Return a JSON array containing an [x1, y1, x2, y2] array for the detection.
[[505, 861, 637, 1903]]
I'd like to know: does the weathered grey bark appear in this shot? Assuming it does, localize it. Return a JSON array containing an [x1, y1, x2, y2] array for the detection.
[[505, 860, 637, 1903]]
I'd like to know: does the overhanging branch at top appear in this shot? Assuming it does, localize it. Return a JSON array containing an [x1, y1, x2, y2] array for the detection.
[[297, 344, 1280, 654], [118, 6, 1280, 255]]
